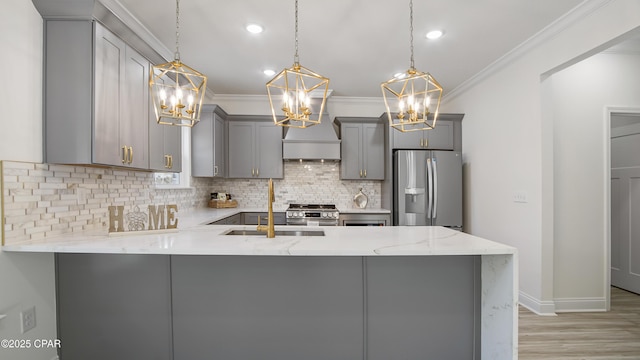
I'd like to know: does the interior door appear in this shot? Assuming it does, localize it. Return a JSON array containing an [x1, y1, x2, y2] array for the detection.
[[611, 115, 640, 294], [611, 168, 640, 294]]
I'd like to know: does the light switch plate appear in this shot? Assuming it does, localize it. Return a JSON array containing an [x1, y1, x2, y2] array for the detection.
[[513, 192, 528, 203]]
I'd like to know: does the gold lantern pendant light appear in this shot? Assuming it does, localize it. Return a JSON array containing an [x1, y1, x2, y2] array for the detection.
[[381, 0, 443, 133], [150, 0, 207, 127], [266, 0, 330, 129]]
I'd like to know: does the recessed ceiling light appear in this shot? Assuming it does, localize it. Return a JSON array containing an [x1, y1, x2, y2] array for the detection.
[[246, 24, 263, 34], [263, 69, 276, 76], [426, 30, 443, 40]]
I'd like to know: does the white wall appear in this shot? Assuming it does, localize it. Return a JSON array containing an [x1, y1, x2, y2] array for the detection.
[[0, 1, 57, 360], [443, 0, 640, 313], [550, 52, 640, 310]]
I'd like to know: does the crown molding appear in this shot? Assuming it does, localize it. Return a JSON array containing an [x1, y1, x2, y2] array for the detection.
[[444, 0, 614, 104]]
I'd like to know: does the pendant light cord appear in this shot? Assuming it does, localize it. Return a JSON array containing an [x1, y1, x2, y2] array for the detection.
[[409, 0, 415, 70], [175, 0, 181, 62], [294, 0, 299, 64]]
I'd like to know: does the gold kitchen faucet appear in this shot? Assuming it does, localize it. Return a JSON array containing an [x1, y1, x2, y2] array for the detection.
[[257, 178, 275, 238]]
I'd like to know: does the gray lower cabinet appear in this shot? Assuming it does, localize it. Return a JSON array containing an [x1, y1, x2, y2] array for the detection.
[[56, 254, 172, 360], [55, 254, 479, 360], [228, 117, 283, 179], [191, 104, 227, 177], [242, 212, 286, 225], [211, 213, 241, 225], [366, 256, 479, 360], [44, 20, 149, 169], [171, 256, 364, 360], [336, 117, 385, 180], [392, 119, 454, 150]]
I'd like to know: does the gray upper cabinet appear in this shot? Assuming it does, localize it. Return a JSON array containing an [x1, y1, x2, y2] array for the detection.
[[392, 119, 454, 150], [148, 120, 181, 172], [191, 105, 227, 177], [228, 116, 283, 179], [336, 117, 385, 180], [44, 20, 149, 169]]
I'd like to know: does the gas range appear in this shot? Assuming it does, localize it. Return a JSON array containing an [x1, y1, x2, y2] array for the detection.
[[286, 204, 340, 226]]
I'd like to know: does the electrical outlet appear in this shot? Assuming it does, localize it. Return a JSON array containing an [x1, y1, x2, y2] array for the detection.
[[513, 191, 528, 203], [21, 306, 36, 333]]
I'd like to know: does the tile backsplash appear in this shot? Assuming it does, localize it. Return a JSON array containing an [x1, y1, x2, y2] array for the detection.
[[1, 161, 211, 245], [211, 162, 381, 210], [2, 161, 382, 245]]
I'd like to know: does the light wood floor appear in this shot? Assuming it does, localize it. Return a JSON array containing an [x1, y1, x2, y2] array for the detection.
[[519, 287, 640, 359]]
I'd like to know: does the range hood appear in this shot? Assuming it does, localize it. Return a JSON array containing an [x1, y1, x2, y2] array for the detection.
[[282, 98, 341, 161]]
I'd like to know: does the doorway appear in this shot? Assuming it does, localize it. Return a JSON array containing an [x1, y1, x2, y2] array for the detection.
[[610, 111, 640, 295]]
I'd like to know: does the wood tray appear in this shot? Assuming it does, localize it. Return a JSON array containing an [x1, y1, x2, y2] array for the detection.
[[208, 199, 238, 208]]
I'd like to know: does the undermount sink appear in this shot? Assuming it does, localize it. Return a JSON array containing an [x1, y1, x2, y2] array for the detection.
[[223, 229, 325, 237]]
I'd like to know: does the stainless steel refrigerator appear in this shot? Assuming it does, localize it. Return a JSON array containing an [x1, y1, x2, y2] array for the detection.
[[393, 150, 462, 229]]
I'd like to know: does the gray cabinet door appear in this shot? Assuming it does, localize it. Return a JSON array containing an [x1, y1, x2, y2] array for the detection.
[[191, 105, 225, 177], [363, 122, 384, 180], [392, 129, 424, 149], [426, 119, 454, 150], [149, 107, 181, 172], [339, 119, 384, 180], [340, 123, 363, 179], [366, 256, 479, 360], [391, 120, 453, 150], [228, 121, 255, 178], [214, 116, 226, 177], [56, 254, 172, 360], [255, 122, 283, 178], [228, 120, 283, 179], [171, 256, 364, 360], [121, 46, 149, 169], [93, 24, 124, 166]]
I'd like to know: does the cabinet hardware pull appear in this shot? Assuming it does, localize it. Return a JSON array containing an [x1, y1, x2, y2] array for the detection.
[[164, 155, 168, 168], [420, 139, 423, 147], [359, 170, 362, 177], [129, 146, 134, 164], [364, 169, 367, 178], [252, 168, 255, 176], [423, 139, 428, 148], [214, 165, 218, 176], [122, 146, 127, 163], [168, 155, 172, 169], [256, 168, 259, 177]]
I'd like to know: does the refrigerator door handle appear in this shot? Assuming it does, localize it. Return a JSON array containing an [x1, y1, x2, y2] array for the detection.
[[426, 157, 433, 219], [432, 157, 438, 219]]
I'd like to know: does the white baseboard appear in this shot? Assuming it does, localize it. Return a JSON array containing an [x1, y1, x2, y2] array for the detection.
[[554, 297, 607, 312], [519, 290, 608, 314], [519, 291, 557, 315]]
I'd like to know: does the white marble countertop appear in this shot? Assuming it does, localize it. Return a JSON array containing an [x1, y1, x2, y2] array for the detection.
[[2, 207, 515, 256]]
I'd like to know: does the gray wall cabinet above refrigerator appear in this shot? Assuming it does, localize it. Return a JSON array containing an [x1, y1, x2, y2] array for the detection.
[[391, 119, 455, 150], [335, 117, 385, 180], [191, 105, 228, 177]]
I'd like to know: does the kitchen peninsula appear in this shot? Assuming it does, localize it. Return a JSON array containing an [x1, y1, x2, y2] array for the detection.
[[3, 212, 517, 360]]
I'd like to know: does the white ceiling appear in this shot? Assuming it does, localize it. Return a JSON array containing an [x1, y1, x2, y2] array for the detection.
[[117, 0, 586, 97]]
